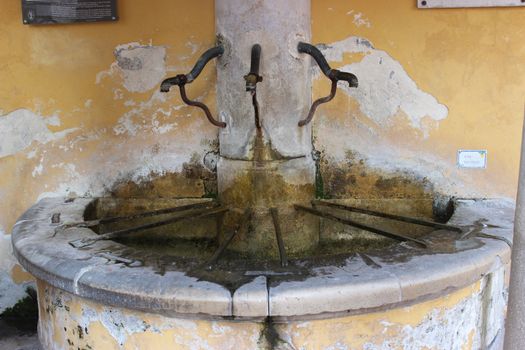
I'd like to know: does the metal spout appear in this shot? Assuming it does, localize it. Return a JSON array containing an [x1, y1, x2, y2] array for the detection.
[[297, 42, 358, 126], [160, 45, 226, 128], [244, 44, 263, 129]]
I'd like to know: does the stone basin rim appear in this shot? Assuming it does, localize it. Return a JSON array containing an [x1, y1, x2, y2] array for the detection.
[[11, 197, 513, 320]]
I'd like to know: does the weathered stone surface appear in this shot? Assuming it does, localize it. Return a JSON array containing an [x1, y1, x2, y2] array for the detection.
[[232, 276, 268, 318], [217, 156, 318, 257], [216, 0, 312, 159], [11, 197, 513, 322]]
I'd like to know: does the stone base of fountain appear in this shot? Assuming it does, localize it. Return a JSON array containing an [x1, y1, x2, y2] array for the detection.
[[12, 197, 512, 349]]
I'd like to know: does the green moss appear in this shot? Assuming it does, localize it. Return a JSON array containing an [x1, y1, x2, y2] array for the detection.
[[313, 149, 330, 199], [0, 287, 38, 333], [202, 190, 218, 200]]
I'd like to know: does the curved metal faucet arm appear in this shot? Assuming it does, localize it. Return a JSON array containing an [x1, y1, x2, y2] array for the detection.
[[298, 79, 337, 127], [160, 44, 226, 128], [330, 70, 358, 88], [160, 74, 187, 92], [297, 41, 358, 126], [160, 45, 223, 93], [187, 45, 224, 82], [179, 85, 226, 128], [298, 42, 358, 88], [298, 42, 331, 77]]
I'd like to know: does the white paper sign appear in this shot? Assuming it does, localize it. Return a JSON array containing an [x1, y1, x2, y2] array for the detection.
[[457, 150, 487, 169]]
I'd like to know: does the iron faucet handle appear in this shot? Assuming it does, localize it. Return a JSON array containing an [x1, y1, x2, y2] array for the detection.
[[328, 69, 358, 88], [160, 74, 188, 93]]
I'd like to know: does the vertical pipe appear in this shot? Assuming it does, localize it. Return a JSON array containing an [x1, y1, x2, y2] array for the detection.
[[504, 106, 525, 350]]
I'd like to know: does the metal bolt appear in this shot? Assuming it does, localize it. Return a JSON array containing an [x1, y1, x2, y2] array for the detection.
[[422, 0, 428, 5]]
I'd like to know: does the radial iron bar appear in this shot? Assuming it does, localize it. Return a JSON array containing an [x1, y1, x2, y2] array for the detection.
[[313, 200, 463, 233], [58, 201, 217, 230], [205, 208, 252, 268], [294, 204, 427, 248], [99, 201, 218, 226], [270, 208, 288, 267], [69, 206, 229, 248]]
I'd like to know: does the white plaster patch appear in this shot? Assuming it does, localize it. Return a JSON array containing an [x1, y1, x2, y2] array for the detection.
[[99, 308, 150, 345], [346, 10, 372, 28], [113, 91, 168, 136], [96, 42, 167, 93], [319, 37, 448, 135], [59, 128, 107, 152], [113, 90, 187, 136], [0, 230, 27, 313], [0, 271, 28, 314], [35, 137, 205, 200], [0, 109, 78, 158], [0, 230, 16, 274], [31, 163, 44, 178], [361, 291, 482, 350], [26, 149, 37, 159], [482, 265, 508, 347]]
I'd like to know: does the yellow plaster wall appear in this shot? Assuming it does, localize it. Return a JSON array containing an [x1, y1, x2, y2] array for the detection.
[[0, 0, 217, 310], [0, 0, 217, 232], [312, 1, 525, 199], [37, 278, 486, 349]]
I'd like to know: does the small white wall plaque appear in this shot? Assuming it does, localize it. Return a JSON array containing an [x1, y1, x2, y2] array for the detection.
[[457, 150, 487, 169], [418, 0, 525, 8]]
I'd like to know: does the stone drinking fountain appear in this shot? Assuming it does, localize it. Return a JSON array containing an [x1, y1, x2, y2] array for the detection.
[[12, 1, 513, 349]]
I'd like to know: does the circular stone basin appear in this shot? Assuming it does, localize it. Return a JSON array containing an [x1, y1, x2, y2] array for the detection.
[[12, 197, 513, 349]]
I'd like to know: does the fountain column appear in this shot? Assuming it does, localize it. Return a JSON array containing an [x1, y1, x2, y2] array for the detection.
[[215, 0, 318, 257]]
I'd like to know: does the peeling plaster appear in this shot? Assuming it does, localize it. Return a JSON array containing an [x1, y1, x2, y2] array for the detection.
[[31, 162, 44, 178], [113, 91, 168, 136], [35, 138, 205, 200], [319, 37, 448, 134], [112, 88, 188, 136], [0, 109, 78, 158], [393, 295, 481, 350], [313, 36, 477, 196], [96, 42, 167, 93]]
